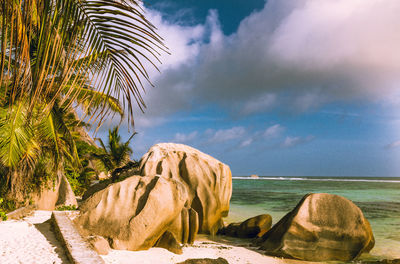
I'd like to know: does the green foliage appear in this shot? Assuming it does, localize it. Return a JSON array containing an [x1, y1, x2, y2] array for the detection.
[[93, 126, 137, 174], [76, 140, 102, 157], [0, 198, 8, 221], [0, 211, 6, 221], [64, 139, 105, 196], [65, 170, 85, 196], [0, 0, 165, 201], [0, 0, 166, 128], [65, 164, 96, 196], [0, 101, 78, 200], [56, 204, 77, 211]]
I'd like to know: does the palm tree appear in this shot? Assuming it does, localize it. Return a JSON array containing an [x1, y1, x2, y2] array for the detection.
[[0, 0, 165, 119], [94, 126, 137, 174], [0, 0, 165, 201]]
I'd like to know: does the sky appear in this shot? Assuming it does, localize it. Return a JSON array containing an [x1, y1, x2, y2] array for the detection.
[[100, 0, 400, 177]]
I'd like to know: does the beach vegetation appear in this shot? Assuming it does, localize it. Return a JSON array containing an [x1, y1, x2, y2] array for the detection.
[[92, 126, 137, 173], [56, 204, 78, 211], [0, 198, 8, 220], [0, 0, 165, 204]]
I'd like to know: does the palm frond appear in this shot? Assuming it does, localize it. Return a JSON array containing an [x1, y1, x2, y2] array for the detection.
[[0, 0, 166, 128], [0, 102, 39, 168]]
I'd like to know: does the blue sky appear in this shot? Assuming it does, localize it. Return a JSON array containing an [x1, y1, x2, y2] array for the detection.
[[101, 0, 400, 177]]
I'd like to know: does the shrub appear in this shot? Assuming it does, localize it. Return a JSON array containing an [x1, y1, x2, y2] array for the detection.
[[56, 204, 77, 211], [0, 198, 7, 221]]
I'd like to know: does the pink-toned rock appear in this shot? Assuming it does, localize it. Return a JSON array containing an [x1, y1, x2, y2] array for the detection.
[[155, 231, 183, 254], [87, 235, 111, 255], [257, 193, 375, 261], [32, 173, 77, 210], [76, 175, 189, 251], [139, 143, 232, 234]]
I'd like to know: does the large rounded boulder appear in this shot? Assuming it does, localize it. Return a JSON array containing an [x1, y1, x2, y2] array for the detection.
[[76, 175, 196, 251], [139, 143, 232, 234], [256, 193, 375, 261]]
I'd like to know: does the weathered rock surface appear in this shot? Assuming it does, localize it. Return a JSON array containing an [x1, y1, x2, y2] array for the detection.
[[155, 231, 183, 254], [139, 143, 232, 234], [87, 235, 111, 255], [176, 258, 229, 264], [82, 162, 141, 201], [218, 222, 240, 237], [57, 173, 78, 206], [82, 180, 111, 201], [167, 207, 199, 245], [218, 214, 272, 238], [76, 175, 192, 251], [6, 205, 36, 220], [32, 173, 77, 210], [256, 193, 375, 261]]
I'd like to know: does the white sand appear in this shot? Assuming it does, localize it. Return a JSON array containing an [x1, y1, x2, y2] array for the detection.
[[101, 236, 307, 264], [0, 210, 310, 264], [0, 211, 70, 264]]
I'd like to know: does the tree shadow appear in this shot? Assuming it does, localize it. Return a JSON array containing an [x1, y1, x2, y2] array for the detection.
[[203, 234, 310, 264], [34, 219, 71, 264], [204, 234, 264, 252]]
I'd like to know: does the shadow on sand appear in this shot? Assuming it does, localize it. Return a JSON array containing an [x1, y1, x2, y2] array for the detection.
[[203, 234, 319, 264], [34, 219, 71, 264]]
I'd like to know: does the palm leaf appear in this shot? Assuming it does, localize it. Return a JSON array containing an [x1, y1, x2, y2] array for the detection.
[[0, 0, 166, 128], [0, 102, 39, 168]]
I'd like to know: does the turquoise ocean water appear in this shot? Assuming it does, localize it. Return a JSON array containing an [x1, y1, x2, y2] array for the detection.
[[227, 177, 400, 261]]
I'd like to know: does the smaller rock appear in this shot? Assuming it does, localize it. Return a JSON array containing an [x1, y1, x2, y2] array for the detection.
[[176, 258, 229, 264], [87, 235, 111, 255], [57, 174, 78, 207], [237, 214, 272, 238], [6, 205, 36, 220], [218, 223, 239, 237], [218, 214, 272, 238], [155, 231, 183, 254]]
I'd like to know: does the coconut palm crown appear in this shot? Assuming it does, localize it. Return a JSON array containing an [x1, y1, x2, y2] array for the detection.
[[0, 0, 165, 200], [0, 0, 165, 125]]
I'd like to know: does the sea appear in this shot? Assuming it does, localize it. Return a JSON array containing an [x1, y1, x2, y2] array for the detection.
[[226, 176, 400, 262]]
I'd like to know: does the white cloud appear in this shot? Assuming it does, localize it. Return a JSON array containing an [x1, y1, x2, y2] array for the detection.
[[172, 131, 198, 143], [281, 135, 315, 148], [207, 126, 246, 143], [206, 124, 286, 149], [238, 124, 285, 148], [164, 124, 315, 151], [239, 138, 253, 148], [263, 124, 285, 138], [241, 94, 277, 115], [133, 0, 400, 128]]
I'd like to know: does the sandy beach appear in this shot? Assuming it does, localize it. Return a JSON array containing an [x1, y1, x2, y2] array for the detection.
[[0, 211, 69, 264], [101, 235, 307, 264], [0, 210, 295, 264], [102, 241, 284, 264], [0, 208, 388, 264]]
